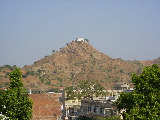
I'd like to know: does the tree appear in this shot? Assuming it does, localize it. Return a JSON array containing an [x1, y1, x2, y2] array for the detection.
[[0, 89, 5, 95], [0, 68, 33, 120], [95, 116, 121, 120], [116, 64, 160, 119], [65, 86, 76, 100], [66, 80, 107, 100], [48, 87, 59, 93], [52, 50, 56, 53], [4, 65, 17, 71], [84, 39, 89, 42]]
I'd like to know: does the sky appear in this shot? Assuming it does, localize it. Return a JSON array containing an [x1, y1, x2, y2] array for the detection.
[[0, 0, 160, 68]]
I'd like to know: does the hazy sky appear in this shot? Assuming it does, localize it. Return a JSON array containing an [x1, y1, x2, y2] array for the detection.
[[1, 0, 160, 67]]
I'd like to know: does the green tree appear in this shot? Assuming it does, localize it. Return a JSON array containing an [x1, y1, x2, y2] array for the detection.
[[26, 70, 35, 76], [37, 69, 42, 75], [65, 86, 76, 100], [0, 68, 33, 120], [84, 39, 89, 42], [48, 87, 59, 93], [66, 80, 107, 100], [96, 116, 121, 120], [116, 64, 160, 119], [0, 89, 5, 95], [4, 65, 17, 71], [52, 50, 56, 53]]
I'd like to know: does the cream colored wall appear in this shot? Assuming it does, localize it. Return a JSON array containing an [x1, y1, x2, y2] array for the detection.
[[65, 98, 81, 109]]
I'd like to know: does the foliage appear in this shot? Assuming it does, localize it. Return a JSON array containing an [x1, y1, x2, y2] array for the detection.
[[116, 64, 160, 120], [84, 39, 89, 42], [65, 80, 107, 100], [119, 69, 124, 73], [0, 89, 5, 96], [22, 70, 36, 78], [96, 116, 121, 120], [76, 115, 121, 120], [65, 86, 75, 100], [57, 78, 62, 82], [53, 70, 57, 73], [45, 80, 51, 85], [37, 69, 42, 74], [39, 76, 45, 83], [0, 68, 33, 120], [30, 89, 42, 94], [48, 87, 59, 93], [45, 55, 49, 57], [0, 114, 7, 120], [0, 65, 17, 71], [5, 65, 17, 71], [77, 115, 92, 120], [26, 70, 35, 76], [22, 74, 28, 78], [52, 50, 56, 53]]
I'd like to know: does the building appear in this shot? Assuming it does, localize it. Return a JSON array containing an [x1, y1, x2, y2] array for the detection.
[[64, 82, 133, 119], [113, 82, 129, 90], [107, 82, 132, 102], [75, 37, 84, 41], [29, 93, 63, 120], [81, 100, 117, 118]]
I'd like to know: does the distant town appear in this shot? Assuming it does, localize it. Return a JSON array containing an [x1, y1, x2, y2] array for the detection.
[[23, 82, 133, 120]]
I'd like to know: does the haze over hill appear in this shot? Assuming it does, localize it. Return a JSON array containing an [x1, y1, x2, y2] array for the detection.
[[0, 40, 160, 91]]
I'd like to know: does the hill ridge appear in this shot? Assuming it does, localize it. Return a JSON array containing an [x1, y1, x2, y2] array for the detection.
[[0, 40, 160, 91]]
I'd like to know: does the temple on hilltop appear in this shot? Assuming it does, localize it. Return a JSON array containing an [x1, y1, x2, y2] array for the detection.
[[75, 37, 89, 42], [76, 37, 84, 41]]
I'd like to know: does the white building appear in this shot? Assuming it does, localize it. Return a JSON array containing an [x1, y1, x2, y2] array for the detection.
[[81, 100, 117, 117], [76, 37, 84, 41], [112, 82, 129, 90]]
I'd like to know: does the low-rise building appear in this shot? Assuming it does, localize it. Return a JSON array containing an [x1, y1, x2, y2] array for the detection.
[[107, 82, 133, 101], [64, 82, 133, 119], [81, 100, 117, 118], [29, 93, 63, 120], [113, 82, 129, 90], [65, 97, 81, 120]]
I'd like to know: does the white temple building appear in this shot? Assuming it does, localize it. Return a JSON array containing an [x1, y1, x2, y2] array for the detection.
[[76, 37, 84, 41]]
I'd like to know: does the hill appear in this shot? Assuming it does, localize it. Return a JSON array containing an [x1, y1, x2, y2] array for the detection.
[[0, 40, 160, 91]]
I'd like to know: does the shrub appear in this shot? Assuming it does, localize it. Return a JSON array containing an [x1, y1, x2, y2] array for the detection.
[[26, 70, 35, 76]]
